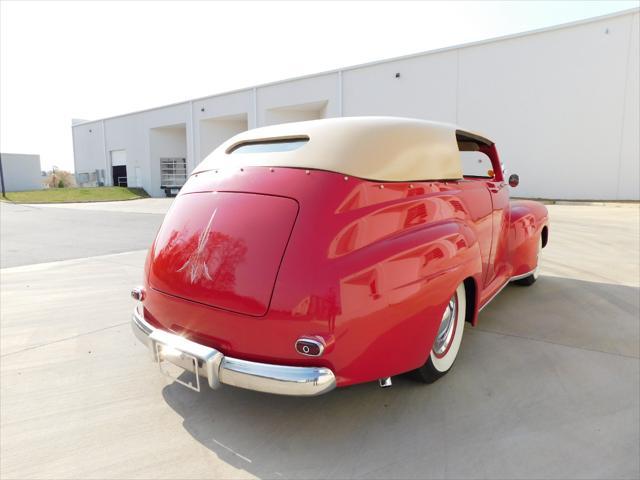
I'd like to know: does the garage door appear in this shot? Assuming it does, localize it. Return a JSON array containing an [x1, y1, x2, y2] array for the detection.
[[110, 150, 127, 186], [110, 150, 126, 166]]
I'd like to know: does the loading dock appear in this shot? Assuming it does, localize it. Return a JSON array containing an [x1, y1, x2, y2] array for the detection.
[[109, 150, 127, 187], [149, 124, 187, 197], [199, 114, 248, 160], [71, 10, 640, 200], [265, 100, 327, 126]]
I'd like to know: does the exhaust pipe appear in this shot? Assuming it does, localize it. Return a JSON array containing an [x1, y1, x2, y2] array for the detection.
[[378, 377, 392, 388]]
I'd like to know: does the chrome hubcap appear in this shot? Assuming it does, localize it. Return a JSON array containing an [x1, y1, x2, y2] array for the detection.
[[434, 294, 457, 356]]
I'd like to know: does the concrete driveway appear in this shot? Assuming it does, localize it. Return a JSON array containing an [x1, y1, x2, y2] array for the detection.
[[1, 200, 638, 479], [0, 199, 171, 268]]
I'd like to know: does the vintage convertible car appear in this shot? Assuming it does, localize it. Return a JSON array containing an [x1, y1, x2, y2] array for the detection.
[[131, 117, 548, 396]]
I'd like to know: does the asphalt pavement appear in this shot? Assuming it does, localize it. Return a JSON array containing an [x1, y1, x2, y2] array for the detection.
[[0, 201, 166, 268], [0, 199, 638, 479]]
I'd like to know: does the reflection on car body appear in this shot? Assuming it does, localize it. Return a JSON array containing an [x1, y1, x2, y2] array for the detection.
[[131, 116, 549, 396]]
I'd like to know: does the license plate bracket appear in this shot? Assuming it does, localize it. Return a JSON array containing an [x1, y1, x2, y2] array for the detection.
[[155, 342, 201, 392]]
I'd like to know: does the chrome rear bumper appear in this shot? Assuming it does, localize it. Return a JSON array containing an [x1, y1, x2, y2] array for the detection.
[[131, 307, 336, 396]]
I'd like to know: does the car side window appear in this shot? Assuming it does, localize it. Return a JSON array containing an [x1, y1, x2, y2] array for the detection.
[[460, 151, 494, 178]]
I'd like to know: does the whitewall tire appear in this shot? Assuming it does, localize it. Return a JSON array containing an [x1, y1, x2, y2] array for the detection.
[[415, 282, 466, 383]]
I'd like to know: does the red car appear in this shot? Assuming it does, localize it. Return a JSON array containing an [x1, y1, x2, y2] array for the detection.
[[131, 117, 548, 396]]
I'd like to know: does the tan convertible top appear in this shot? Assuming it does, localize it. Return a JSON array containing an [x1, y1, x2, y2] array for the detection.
[[194, 116, 493, 182]]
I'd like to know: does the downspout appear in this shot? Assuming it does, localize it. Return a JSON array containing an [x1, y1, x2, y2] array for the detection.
[[252, 87, 258, 128], [0, 154, 6, 197], [101, 120, 109, 185], [189, 100, 195, 173], [338, 70, 343, 117]]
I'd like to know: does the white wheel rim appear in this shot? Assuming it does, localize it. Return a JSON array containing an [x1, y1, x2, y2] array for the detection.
[[430, 283, 466, 372], [433, 295, 457, 356]]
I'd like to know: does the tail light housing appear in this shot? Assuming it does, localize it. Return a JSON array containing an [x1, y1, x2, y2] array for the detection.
[[295, 338, 324, 357]]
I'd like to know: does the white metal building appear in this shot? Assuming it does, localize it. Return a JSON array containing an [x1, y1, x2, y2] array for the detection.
[[72, 9, 639, 200], [0, 153, 43, 192]]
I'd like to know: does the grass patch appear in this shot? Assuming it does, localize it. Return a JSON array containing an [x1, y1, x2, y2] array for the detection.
[[1, 187, 149, 204]]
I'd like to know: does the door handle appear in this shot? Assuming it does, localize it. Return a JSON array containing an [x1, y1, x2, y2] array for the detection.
[[488, 183, 504, 194]]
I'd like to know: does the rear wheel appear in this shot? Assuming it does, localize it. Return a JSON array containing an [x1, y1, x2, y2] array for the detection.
[[513, 235, 543, 286], [415, 282, 466, 383]]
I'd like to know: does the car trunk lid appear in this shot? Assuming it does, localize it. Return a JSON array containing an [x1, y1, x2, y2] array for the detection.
[[148, 191, 298, 316]]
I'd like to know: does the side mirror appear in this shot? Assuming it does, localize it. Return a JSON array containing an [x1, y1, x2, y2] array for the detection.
[[508, 173, 520, 188]]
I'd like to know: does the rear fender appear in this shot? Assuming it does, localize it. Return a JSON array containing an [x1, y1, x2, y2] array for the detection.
[[311, 219, 483, 383]]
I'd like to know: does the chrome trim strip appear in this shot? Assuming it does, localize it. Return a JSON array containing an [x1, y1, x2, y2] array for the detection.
[[509, 268, 537, 281], [478, 280, 509, 312], [479, 268, 538, 311], [131, 308, 336, 396]]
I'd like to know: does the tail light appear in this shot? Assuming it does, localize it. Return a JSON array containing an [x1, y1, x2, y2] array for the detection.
[[295, 338, 324, 357], [131, 286, 146, 301]]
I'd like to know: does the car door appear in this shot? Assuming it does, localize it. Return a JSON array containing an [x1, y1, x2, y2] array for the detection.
[[458, 141, 510, 288], [484, 178, 510, 286], [481, 144, 511, 287]]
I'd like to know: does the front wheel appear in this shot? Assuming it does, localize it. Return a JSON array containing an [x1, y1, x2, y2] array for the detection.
[[414, 282, 466, 383]]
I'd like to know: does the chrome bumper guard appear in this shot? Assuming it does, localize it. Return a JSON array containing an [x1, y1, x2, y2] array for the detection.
[[131, 308, 336, 396]]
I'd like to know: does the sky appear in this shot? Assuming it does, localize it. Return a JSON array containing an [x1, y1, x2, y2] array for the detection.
[[1, 0, 638, 172]]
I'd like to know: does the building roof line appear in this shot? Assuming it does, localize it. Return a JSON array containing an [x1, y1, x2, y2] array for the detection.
[[0, 152, 41, 157], [71, 7, 639, 128]]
